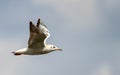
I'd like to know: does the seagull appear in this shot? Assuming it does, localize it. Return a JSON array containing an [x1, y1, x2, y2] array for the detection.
[[12, 18, 62, 55]]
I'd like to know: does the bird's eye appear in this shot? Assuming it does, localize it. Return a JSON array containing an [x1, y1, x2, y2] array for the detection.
[[53, 46, 55, 48]]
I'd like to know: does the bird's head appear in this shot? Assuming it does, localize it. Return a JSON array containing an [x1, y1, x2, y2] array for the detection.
[[45, 44, 62, 52]]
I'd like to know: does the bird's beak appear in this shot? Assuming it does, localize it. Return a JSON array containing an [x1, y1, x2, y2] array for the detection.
[[55, 48, 62, 51]]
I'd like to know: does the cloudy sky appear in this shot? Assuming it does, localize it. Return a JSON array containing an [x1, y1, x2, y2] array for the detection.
[[0, 0, 120, 75]]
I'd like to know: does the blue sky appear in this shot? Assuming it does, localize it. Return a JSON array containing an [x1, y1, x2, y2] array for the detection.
[[0, 0, 120, 75]]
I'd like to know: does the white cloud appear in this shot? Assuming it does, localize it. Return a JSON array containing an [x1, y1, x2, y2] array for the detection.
[[0, 39, 26, 75], [31, 0, 102, 31], [0, 58, 26, 75], [105, 0, 120, 9], [91, 63, 111, 75]]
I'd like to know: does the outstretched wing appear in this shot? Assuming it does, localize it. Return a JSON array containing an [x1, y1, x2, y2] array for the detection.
[[37, 19, 50, 44], [28, 19, 50, 49]]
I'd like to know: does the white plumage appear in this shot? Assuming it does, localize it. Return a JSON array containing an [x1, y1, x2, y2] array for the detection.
[[12, 18, 62, 55]]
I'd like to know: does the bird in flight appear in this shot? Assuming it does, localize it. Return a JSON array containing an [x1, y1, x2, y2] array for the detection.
[[12, 18, 62, 55]]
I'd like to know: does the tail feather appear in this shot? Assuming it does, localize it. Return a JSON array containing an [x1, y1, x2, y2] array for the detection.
[[12, 51, 22, 55]]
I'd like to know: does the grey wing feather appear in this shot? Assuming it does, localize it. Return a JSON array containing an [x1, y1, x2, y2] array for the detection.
[[28, 21, 46, 48], [36, 18, 50, 43], [28, 19, 50, 49]]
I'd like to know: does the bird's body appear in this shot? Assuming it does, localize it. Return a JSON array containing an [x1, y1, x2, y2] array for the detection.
[[12, 19, 62, 56]]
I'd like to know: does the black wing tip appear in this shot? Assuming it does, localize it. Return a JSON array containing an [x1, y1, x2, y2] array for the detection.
[[29, 21, 35, 32], [38, 18, 40, 21], [37, 18, 40, 27], [29, 21, 33, 25]]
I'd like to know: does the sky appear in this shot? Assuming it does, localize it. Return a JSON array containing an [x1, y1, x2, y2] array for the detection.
[[0, 0, 120, 75]]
